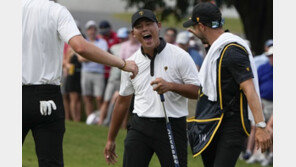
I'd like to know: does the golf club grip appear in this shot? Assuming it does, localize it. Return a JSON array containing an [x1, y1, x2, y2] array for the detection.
[[160, 94, 165, 102], [166, 123, 180, 167]]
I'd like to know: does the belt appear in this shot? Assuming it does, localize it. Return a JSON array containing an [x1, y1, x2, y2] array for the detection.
[[133, 114, 186, 122]]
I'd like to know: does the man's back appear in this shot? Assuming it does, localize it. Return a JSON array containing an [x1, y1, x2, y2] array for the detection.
[[22, 0, 80, 85]]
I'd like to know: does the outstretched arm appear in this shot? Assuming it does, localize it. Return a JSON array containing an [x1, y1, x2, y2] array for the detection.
[[68, 35, 138, 78]]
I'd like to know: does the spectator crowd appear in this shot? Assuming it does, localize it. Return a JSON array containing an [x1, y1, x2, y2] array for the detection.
[[61, 18, 273, 167]]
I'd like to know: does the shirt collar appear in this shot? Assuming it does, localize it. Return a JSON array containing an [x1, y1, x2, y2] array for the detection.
[[140, 37, 166, 59]]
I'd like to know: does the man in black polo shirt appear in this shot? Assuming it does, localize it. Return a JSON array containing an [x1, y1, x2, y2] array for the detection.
[[183, 2, 272, 167]]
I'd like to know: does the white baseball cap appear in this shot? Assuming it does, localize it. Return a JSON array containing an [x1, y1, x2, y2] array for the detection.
[[85, 20, 97, 30], [117, 27, 129, 39], [265, 46, 273, 57], [176, 31, 190, 44]]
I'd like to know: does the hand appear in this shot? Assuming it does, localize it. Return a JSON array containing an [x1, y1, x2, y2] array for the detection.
[[122, 60, 138, 79], [40, 100, 57, 116], [104, 140, 118, 165], [150, 78, 172, 94], [255, 127, 272, 153]]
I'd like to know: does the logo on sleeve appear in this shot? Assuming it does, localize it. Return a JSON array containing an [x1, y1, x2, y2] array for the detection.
[[246, 67, 250, 71]]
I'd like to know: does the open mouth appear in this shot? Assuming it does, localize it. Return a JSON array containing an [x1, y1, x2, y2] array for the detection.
[[143, 34, 152, 41]]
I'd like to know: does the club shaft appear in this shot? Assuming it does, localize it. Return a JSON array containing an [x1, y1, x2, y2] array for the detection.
[[159, 94, 180, 167]]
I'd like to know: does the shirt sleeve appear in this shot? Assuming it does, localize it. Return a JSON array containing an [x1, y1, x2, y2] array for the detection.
[[177, 52, 200, 86], [223, 45, 254, 84], [57, 6, 81, 43], [119, 71, 135, 96]]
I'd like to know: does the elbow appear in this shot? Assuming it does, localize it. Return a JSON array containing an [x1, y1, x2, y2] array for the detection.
[[69, 36, 88, 56], [187, 86, 200, 99], [74, 44, 87, 55]]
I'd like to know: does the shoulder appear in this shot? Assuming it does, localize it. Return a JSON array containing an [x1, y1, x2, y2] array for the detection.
[[222, 43, 249, 63], [224, 43, 248, 56]]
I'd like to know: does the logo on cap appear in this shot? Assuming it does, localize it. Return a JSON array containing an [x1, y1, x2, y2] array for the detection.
[[139, 11, 144, 15], [196, 17, 200, 22]]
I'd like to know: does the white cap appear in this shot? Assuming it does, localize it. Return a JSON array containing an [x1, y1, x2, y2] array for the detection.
[[176, 31, 190, 44], [265, 46, 273, 56], [85, 20, 97, 30], [117, 27, 129, 39]]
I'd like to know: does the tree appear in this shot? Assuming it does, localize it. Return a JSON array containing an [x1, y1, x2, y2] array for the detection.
[[123, 0, 273, 55]]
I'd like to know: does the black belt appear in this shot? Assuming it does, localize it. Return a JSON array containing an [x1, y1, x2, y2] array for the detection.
[[22, 84, 61, 92], [133, 114, 186, 122]]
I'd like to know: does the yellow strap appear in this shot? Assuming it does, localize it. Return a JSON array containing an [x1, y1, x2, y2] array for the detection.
[[187, 117, 221, 123], [192, 113, 224, 158], [218, 43, 247, 109], [240, 92, 250, 136]]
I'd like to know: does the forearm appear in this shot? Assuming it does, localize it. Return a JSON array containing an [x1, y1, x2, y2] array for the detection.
[[241, 80, 265, 124], [69, 35, 124, 68], [169, 83, 199, 99], [107, 95, 132, 142], [80, 41, 124, 68]]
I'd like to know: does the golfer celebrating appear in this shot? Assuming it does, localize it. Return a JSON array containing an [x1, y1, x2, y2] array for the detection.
[[183, 2, 272, 167], [104, 9, 200, 167], [22, 0, 138, 166]]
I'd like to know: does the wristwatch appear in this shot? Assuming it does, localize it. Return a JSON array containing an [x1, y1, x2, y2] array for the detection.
[[255, 121, 266, 128]]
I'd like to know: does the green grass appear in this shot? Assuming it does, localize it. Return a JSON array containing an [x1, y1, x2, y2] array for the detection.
[[113, 13, 244, 34], [23, 120, 264, 167]]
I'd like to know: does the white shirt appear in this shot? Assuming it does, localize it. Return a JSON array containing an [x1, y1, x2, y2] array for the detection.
[[119, 43, 200, 118], [22, 0, 81, 85]]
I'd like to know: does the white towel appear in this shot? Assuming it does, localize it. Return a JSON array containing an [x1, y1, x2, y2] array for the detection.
[[199, 32, 261, 122]]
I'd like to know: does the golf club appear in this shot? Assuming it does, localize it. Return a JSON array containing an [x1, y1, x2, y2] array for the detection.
[[159, 94, 180, 167]]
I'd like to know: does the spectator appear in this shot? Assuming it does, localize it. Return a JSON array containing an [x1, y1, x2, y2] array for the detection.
[[79, 20, 108, 116], [98, 27, 130, 126], [97, 20, 120, 83], [119, 30, 141, 60], [254, 39, 273, 69], [98, 20, 120, 48], [164, 27, 178, 44], [176, 31, 204, 70], [64, 46, 82, 122]]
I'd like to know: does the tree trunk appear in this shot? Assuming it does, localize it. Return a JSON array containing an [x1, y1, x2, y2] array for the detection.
[[233, 0, 273, 55]]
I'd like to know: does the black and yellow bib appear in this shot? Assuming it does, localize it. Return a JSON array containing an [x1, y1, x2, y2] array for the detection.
[[187, 43, 251, 158]]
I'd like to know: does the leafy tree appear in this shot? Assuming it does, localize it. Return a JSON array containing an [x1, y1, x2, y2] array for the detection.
[[123, 0, 272, 54]]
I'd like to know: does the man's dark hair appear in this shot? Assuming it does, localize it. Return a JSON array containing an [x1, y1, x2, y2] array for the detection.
[[165, 27, 178, 37]]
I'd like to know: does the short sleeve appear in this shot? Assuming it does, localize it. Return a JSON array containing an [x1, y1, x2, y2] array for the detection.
[[57, 6, 81, 43], [223, 45, 254, 84], [119, 71, 135, 96], [178, 52, 200, 86]]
